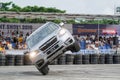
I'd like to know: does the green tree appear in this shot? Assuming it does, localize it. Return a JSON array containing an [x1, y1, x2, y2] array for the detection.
[[0, 2, 66, 13], [21, 6, 32, 12], [9, 3, 21, 12], [0, 2, 12, 11]]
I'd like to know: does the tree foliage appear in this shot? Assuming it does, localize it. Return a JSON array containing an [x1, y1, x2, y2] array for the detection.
[[0, 2, 12, 11], [0, 2, 66, 13], [0, 16, 47, 23], [0, 16, 120, 24]]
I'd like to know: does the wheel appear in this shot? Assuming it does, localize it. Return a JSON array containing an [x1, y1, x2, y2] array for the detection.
[[70, 40, 80, 52], [38, 65, 49, 75]]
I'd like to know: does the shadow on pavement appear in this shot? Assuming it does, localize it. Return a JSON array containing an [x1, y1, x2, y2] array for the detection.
[[21, 70, 66, 76], [21, 71, 42, 76]]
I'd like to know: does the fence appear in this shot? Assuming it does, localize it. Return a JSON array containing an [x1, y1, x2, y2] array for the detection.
[[3, 49, 120, 55], [74, 49, 120, 54], [0, 49, 120, 66]]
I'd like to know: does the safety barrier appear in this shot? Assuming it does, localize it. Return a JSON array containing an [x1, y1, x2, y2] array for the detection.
[[98, 54, 105, 64], [113, 54, 120, 64], [24, 54, 32, 65], [0, 49, 120, 66], [66, 54, 74, 65], [90, 54, 99, 64], [82, 54, 90, 64], [57, 54, 66, 65], [55, 53, 120, 65], [15, 55, 24, 66], [5, 55, 15, 66], [73, 54, 82, 64], [75, 49, 120, 54], [0, 54, 6, 66]]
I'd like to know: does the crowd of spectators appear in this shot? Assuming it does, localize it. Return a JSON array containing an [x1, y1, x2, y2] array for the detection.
[[0, 32, 30, 54], [74, 34, 120, 51], [0, 30, 120, 55]]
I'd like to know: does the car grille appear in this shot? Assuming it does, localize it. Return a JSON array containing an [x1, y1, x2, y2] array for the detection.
[[47, 45, 64, 59], [39, 36, 57, 51]]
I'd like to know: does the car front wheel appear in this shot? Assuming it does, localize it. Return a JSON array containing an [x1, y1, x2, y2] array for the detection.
[[38, 65, 49, 75]]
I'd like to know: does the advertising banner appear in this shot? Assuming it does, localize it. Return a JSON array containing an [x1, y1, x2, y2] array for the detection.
[[72, 24, 120, 35], [0, 23, 43, 37]]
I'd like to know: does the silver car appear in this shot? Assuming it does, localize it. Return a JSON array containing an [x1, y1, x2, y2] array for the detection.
[[26, 22, 80, 75]]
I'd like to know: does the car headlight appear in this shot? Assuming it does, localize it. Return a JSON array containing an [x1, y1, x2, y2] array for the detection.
[[29, 50, 40, 58], [58, 28, 66, 37]]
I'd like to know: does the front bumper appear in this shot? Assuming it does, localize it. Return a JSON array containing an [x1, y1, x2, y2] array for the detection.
[[33, 41, 66, 69]]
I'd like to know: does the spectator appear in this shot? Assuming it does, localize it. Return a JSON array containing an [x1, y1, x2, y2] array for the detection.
[[79, 38, 86, 50], [18, 35, 23, 43], [4, 44, 8, 50], [86, 43, 94, 50], [74, 35, 79, 42], [5, 36, 11, 42], [7, 41, 13, 50], [0, 45, 6, 55], [23, 43, 27, 49], [98, 42, 104, 49], [86, 37, 91, 44], [90, 42, 99, 50], [2, 39, 6, 45], [18, 42, 24, 50], [104, 42, 111, 49], [12, 36, 18, 49]]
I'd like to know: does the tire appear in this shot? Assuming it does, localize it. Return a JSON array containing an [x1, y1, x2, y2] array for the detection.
[[70, 40, 80, 52], [39, 65, 49, 75]]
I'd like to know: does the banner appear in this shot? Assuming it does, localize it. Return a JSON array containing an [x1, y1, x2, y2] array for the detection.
[[0, 24, 33, 29], [72, 24, 120, 35], [0, 23, 43, 36]]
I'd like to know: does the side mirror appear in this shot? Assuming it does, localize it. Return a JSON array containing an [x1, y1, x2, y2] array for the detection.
[[59, 22, 64, 27]]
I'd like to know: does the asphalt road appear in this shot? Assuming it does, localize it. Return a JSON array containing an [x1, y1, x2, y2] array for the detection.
[[0, 64, 120, 80]]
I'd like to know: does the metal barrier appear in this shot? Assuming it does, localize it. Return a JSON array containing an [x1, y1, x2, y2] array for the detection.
[[0, 54, 6, 66], [0, 49, 119, 66], [58, 54, 66, 65], [15, 55, 24, 66], [5, 55, 15, 66], [74, 49, 120, 54], [6, 50, 27, 55], [73, 54, 82, 64], [4, 49, 120, 55]]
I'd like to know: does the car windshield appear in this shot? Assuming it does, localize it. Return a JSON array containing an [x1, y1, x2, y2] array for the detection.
[[26, 22, 59, 49]]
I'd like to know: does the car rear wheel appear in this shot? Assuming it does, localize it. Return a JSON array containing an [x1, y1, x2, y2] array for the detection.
[[70, 40, 80, 52]]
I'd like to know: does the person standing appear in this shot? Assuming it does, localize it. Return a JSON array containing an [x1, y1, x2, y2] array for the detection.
[[80, 38, 86, 50], [0, 44, 6, 55]]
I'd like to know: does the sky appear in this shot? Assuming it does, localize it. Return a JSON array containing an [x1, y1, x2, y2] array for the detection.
[[1, 0, 120, 15]]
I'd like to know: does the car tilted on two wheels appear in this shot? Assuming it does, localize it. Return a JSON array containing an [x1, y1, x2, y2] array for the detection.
[[26, 22, 80, 75]]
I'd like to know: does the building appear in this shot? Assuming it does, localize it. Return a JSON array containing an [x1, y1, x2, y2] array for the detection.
[[0, 12, 120, 21]]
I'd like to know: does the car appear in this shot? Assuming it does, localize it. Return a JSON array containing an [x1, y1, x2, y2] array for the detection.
[[26, 22, 80, 75]]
